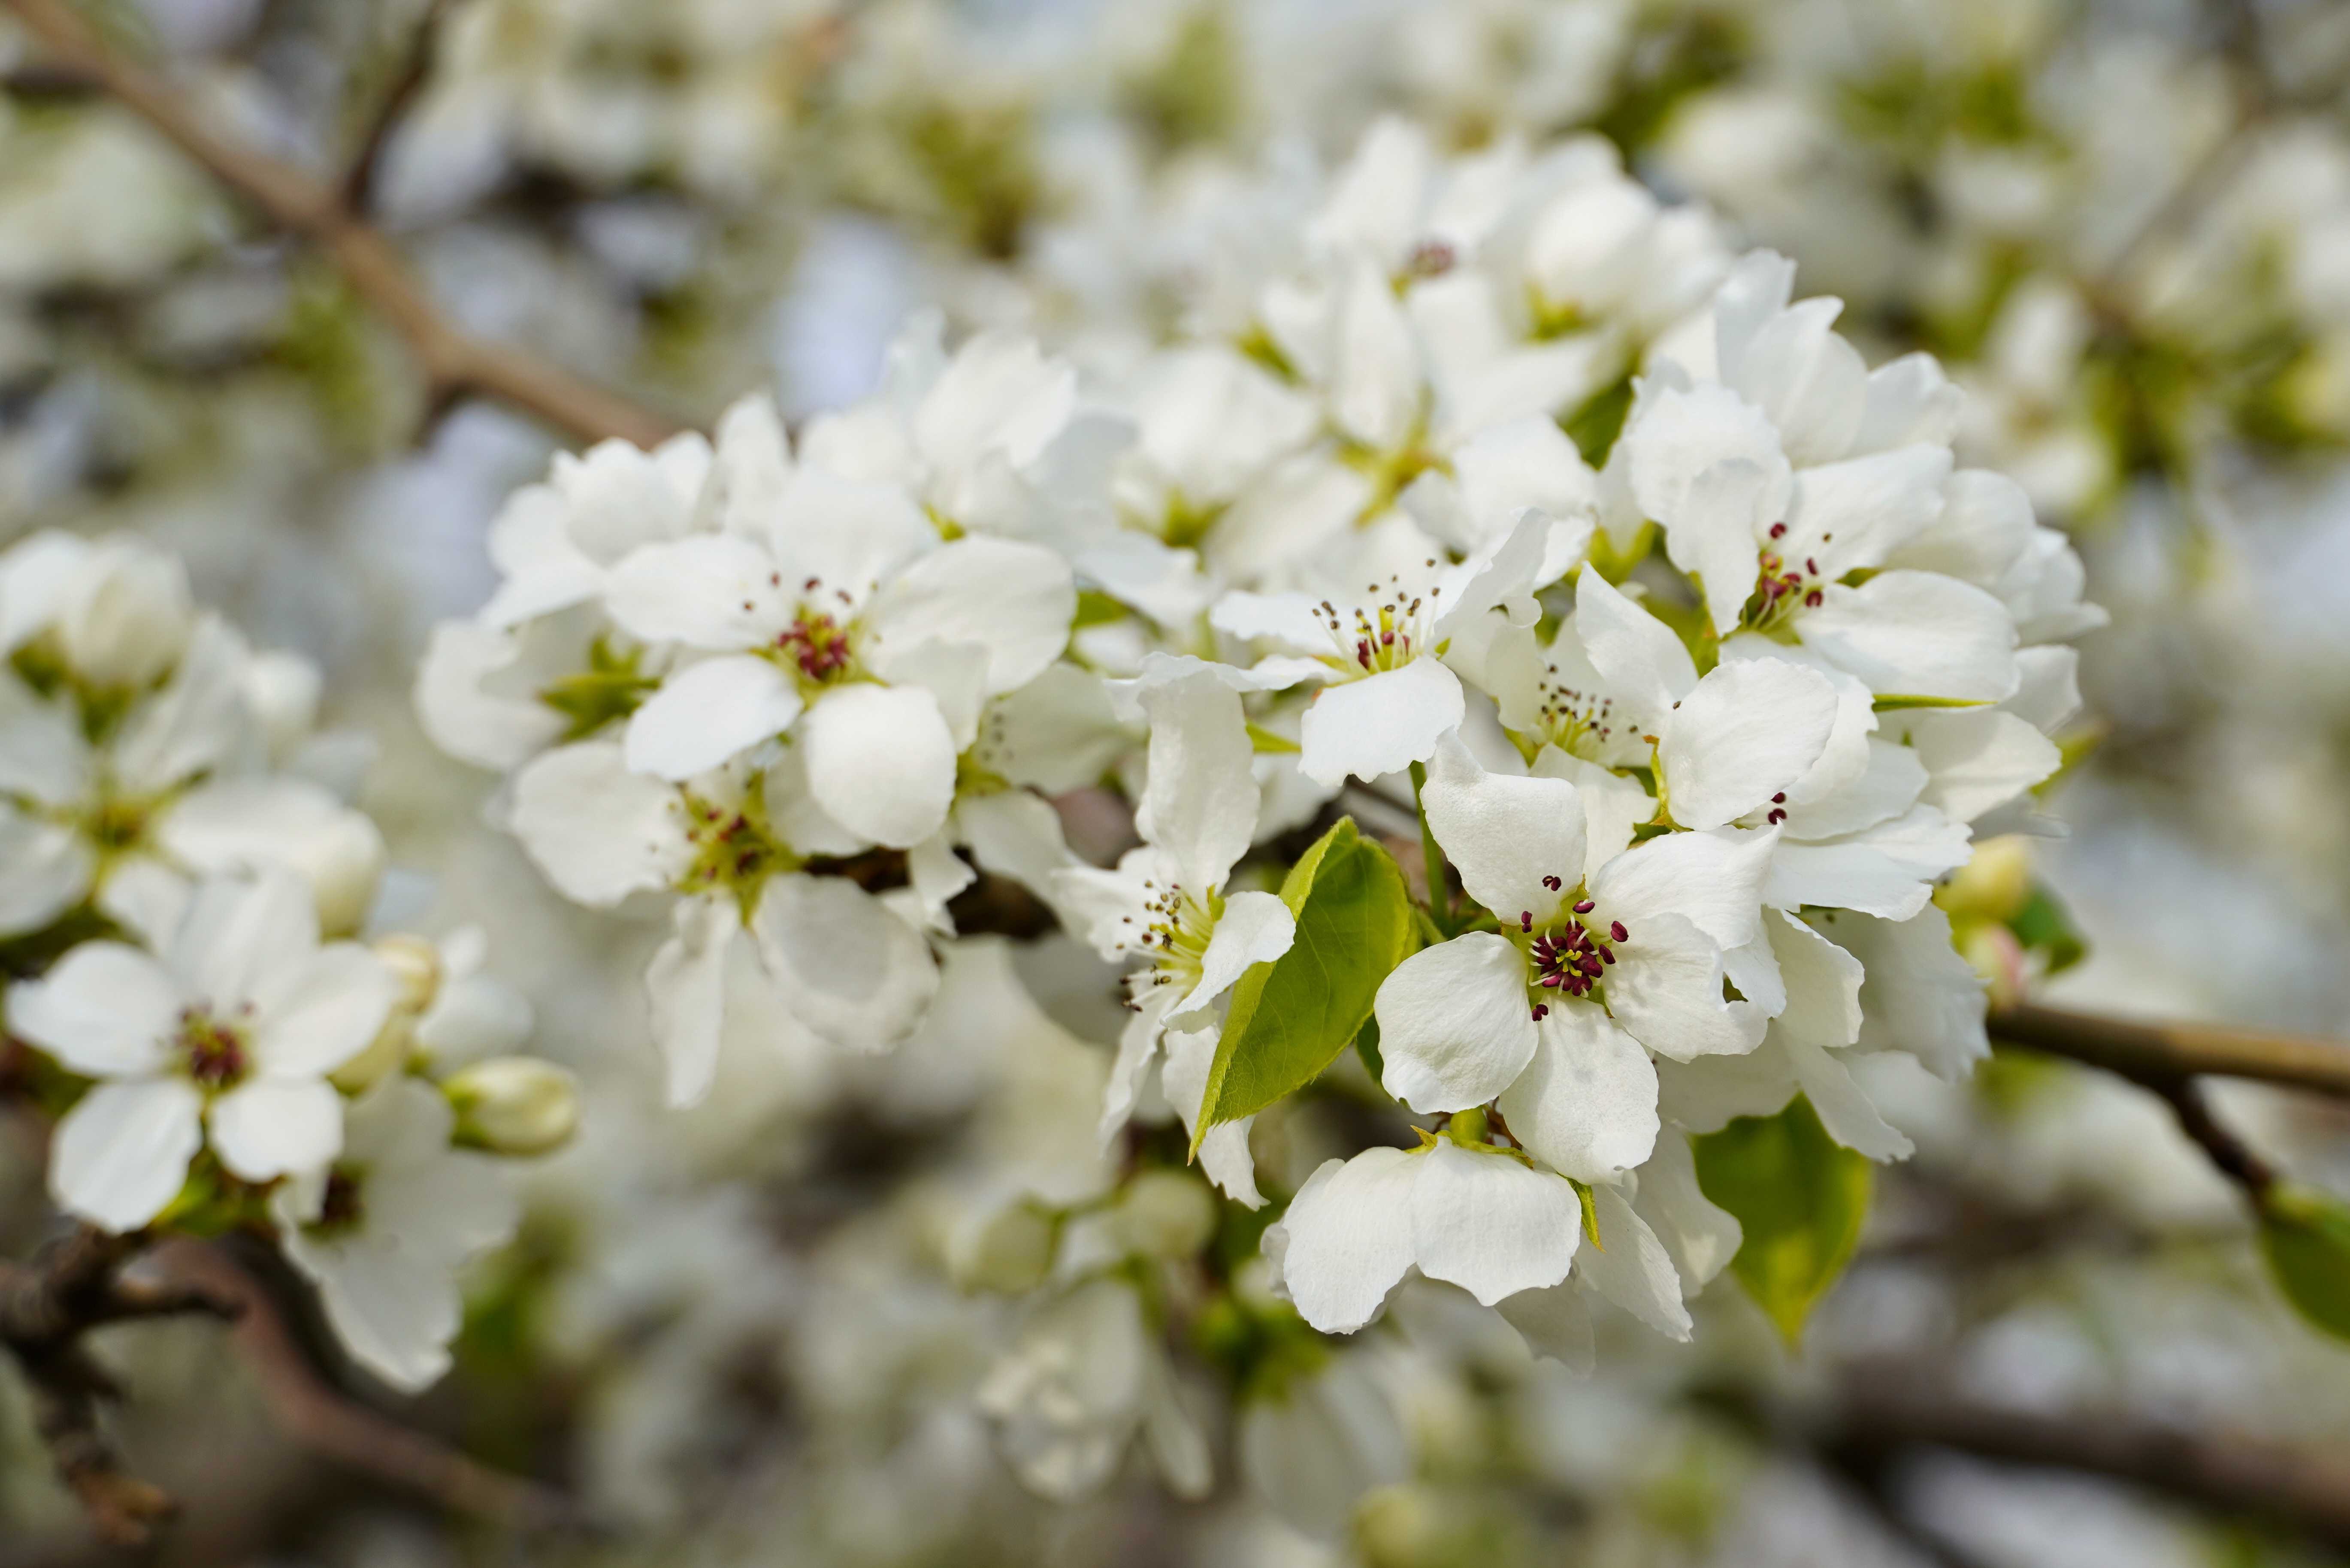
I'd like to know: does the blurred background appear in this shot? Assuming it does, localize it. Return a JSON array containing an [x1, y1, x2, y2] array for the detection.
[[6, 0, 2350, 1563]]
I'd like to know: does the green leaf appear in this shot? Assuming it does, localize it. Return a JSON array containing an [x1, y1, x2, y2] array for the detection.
[[1194, 818, 1416, 1144], [1245, 723, 1301, 755], [2007, 883, 2087, 975], [1353, 1015, 1384, 1084], [1691, 1098, 1872, 1347], [2260, 1184, 2350, 1342]]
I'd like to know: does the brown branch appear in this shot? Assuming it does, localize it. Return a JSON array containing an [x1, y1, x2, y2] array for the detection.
[[1989, 1003, 2350, 1102], [0, 0, 676, 450], [1820, 1372, 2350, 1554], [341, 0, 456, 214], [156, 1242, 581, 1534], [0, 1226, 242, 1545]]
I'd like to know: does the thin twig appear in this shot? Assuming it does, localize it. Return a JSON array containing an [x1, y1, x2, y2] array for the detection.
[[341, 0, 456, 214], [0, 1226, 242, 1545], [1989, 1003, 2350, 1102], [156, 1242, 582, 1534], [0, 0, 675, 450]]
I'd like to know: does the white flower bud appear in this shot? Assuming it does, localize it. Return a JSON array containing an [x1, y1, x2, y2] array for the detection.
[[300, 811, 387, 937], [948, 1199, 1059, 1295], [240, 650, 324, 763], [330, 936, 439, 1094], [1113, 1169, 1217, 1260], [56, 542, 193, 689], [444, 1057, 582, 1157]]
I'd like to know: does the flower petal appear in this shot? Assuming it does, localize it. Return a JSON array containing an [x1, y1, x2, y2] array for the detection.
[[1274, 1147, 1421, 1333], [646, 894, 738, 1108], [1496, 1282, 1594, 1373], [209, 1077, 344, 1181], [510, 743, 691, 907], [603, 534, 791, 649], [167, 870, 318, 1015], [1576, 1182, 1691, 1340], [1661, 658, 1838, 830], [1498, 998, 1659, 1182], [0, 805, 91, 938], [8, 942, 179, 1076], [1422, 731, 1584, 928], [1169, 889, 1294, 1026], [752, 872, 938, 1050], [1602, 911, 1765, 1062], [1411, 1140, 1581, 1304], [1827, 903, 1987, 1082], [621, 655, 803, 781], [1796, 570, 2019, 703], [252, 943, 398, 1078], [50, 1079, 202, 1232], [864, 537, 1075, 697], [801, 683, 958, 849], [1590, 825, 1776, 951], [1631, 1130, 1743, 1290], [1299, 657, 1464, 789], [1571, 567, 1697, 727], [1136, 669, 1259, 896], [1373, 934, 1539, 1113]]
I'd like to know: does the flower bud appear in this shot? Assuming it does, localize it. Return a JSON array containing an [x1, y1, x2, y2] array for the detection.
[[305, 811, 387, 938], [330, 936, 440, 1094], [445, 1057, 581, 1157], [1114, 1169, 1216, 1260], [948, 1199, 1059, 1294], [57, 542, 193, 690], [1934, 834, 2033, 924]]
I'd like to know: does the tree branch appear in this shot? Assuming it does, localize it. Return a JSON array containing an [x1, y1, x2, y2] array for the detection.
[[155, 1242, 582, 1534], [341, 0, 455, 214], [1989, 1003, 2350, 1101], [0, 1226, 241, 1545], [1820, 1372, 2350, 1555], [0, 0, 677, 450]]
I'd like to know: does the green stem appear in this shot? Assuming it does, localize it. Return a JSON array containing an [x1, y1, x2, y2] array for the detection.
[[1409, 761, 1454, 933]]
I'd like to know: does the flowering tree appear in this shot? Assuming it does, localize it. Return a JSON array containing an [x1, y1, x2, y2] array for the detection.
[[6, 0, 2350, 1562]]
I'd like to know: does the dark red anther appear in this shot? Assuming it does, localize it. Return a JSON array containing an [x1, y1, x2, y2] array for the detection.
[[1520, 910, 1533, 932], [1805, 558, 1818, 574], [1573, 899, 1594, 914], [1769, 522, 1787, 538], [1772, 792, 1786, 804], [1531, 1004, 1549, 1021], [1542, 875, 1563, 891], [1598, 946, 1615, 965], [1609, 921, 1628, 943], [1805, 589, 1824, 607], [1767, 808, 1786, 825]]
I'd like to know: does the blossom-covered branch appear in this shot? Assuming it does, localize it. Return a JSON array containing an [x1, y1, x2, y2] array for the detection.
[[0, 0, 676, 449]]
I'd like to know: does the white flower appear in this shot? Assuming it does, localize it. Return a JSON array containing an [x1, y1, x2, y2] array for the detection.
[[1372, 731, 1786, 1145], [604, 463, 1074, 847], [273, 1076, 520, 1392], [0, 530, 194, 691], [0, 614, 384, 940], [8, 870, 397, 1232], [1611, 251, 2025, 704], [1237, 1353, 1408, 1539], [1269, 1138, 1584, 1334], [507, 741, 937, 1106], [1054, 669, 1295, 1201], [1209, 509, 1552, 786], [976, 1277, 1209, 1502]]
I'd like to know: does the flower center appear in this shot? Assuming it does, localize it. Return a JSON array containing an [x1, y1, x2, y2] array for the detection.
[[302, 1165, 367, 1239], [1314, 574, 1444, 679], [1740, 525, 1836, 632], [1117, 879, 1219, 1003], [777, 609, 854, 684], [1512, 882, 1631, 1018], [1524, 665, 1618, 759], [176, 1008, 250, 1088], [676, 786, 793, 915], [77, 788, 157, 861]]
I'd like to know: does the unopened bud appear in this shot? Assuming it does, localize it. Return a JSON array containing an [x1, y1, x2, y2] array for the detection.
[[445, 1057, 581, 1157], [330, 936, 441, 1094], [1935, 835, 2033, 924], [948, 1199, 1059, 1294], [373, 934, 442, 1013], [1114, 1169, 1216, 1260], [57, 543, 193, 689]]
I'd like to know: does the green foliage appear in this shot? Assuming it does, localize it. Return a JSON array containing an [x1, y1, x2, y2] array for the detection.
[[1120, 5, 1244, 157], [1193, 818, 1416, 1142], [1561, 375, 1636, 466], [1692, 1099, 1872, 1347], [2259, 1184, 2350, 1343], [2007, 883, 2086, 976]]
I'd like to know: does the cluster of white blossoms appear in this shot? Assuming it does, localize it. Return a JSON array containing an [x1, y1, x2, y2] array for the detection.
[[0, 532, 579, 1392], [415, 112, 2101, 1520]]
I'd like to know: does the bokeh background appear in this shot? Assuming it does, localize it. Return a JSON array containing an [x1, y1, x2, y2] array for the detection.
[[6, 0, 2350, 1564]]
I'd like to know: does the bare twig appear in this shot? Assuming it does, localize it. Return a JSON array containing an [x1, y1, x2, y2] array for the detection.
[[341, 0, 456, 213], [157, 1242, 581, 1533], [0, 0, 675, 450], [1989, 1003, 2350, 1102], [0, 1226, 241, 1545]]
